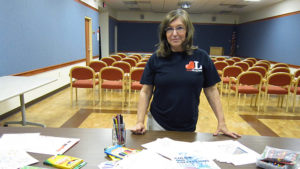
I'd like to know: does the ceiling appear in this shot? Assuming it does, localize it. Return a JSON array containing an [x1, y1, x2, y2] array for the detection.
[[103, 0, 285, 15]]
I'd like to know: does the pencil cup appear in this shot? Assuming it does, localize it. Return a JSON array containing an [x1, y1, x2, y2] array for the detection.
[[112, 123, 126, 146]]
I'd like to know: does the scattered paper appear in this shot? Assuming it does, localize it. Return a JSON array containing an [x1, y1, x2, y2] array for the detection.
[[0, 133, 79, 155], [0, 148, 38, 169]]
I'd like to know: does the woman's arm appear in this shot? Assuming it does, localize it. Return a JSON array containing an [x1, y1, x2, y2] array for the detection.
[[203, 84, 241, 138], [131, 84, 153, 134]]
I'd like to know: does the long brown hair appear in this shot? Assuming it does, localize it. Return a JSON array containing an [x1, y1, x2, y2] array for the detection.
[[156, 9, 197, 57]]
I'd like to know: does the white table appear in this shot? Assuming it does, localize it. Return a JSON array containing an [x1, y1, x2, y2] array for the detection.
[[0, 76, 57, 127]]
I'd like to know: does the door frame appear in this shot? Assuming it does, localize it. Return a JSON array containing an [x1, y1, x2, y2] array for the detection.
[[85, 17, 92, 66]]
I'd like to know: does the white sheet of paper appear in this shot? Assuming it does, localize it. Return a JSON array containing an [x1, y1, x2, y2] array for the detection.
[[114, 150, 179, 169], [0, 133, 79, 155], [142, 138, 260, 166], [0, 148, 38, 169]]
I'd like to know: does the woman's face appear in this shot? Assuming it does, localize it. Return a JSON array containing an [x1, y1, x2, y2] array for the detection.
[[166, 17, 186, 52]]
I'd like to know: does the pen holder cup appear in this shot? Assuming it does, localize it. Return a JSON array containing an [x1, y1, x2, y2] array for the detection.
[[112, 123, 126, 146]]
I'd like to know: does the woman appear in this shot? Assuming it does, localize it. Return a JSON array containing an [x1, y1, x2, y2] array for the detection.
[[131, 9, 240, 138]]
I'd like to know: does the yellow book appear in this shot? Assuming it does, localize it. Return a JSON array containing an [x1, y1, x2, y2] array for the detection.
[[43, 155, 86, 169]]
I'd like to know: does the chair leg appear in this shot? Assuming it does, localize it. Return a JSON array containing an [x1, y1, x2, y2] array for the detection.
[[71, 87, 73, 105], [75, 88, 78, 101], [286, 93, 289, 112], [293, 93, 297, 112]]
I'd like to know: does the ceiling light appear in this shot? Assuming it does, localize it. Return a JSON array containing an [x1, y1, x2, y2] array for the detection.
[[180, 1, 191, 9]]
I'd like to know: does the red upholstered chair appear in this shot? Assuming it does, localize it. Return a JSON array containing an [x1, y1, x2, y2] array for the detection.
[[246, 58, 257, 64], [242, 60, 254, 67], [129, 68, 144, 105], [110, 55, 122, 61], [248, 66, 267, 78], [294, 69, 300, 79], [133, 54, 142, 60], [117, 53, 127, 58], [69, 66, 99, 105], [231, 57, 242, 62], [128, 55, 140, 63], [269, 67, 290, 74], [101, 57, 116, 66], [122, 58, 137, 67], [224, 59, 235, 66], [140, 58, 149, 63], [214, 61, 228, 77], [89, 60, 107, 78], [112, 61, 131, 88], [220, 66, 243, 97], [291, 77, 300, 112], [228, 71, 263, 111], [234, 61, 249, 71], [261, 72, 292, 112], [100, 67, 125, 107], [272, 63, 289, 69], [216, 56, 226, 61], [136, 62, 147, 68], [254, 62, 270, 71]]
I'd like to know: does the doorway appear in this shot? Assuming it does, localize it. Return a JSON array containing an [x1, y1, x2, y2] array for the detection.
[[85, 17, 92, 66]]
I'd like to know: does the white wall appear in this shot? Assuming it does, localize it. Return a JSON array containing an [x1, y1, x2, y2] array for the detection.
[[0, 62, 85, 116], [99, 9, 110, 58], [240, 0, 300, 23]]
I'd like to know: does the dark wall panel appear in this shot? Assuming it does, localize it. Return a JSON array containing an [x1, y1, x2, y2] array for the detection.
[[117, 22, 160, 53]]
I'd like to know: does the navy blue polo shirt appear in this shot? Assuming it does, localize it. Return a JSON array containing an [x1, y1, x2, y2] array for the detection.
[[140, 48, 220, 131]]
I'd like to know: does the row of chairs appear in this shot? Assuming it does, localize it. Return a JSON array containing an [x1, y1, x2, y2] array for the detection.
[[218, 59, 300, 112], [101, 53, 149, 68], [69, 62, 144, 106]]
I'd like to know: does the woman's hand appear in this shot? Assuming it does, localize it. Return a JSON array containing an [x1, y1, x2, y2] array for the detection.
[[213, 123, 241, 139], [130, 122, 146, 135]]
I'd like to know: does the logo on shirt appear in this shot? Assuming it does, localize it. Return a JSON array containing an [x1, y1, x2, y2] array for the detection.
[[185, 61, 202, 72]]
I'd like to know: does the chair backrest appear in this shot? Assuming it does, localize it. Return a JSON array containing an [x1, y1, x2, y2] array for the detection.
[[273, 63, 289, 69], [222, 66, 243, 78], [254, 62, 270, 71], [136, 62, 147, 68], [234, 62, 249, 71], [133, 54, 142, 60], [117, 53, 127, 58], [216, 57, 226, 61], [122, 58, 137, 67], [224, 59, 235, 66], [267, 72, 291, 86], [101, 57, 116, 66], [131, 68, 144, 81], [270, 67, 290, 74], [214, 61, 228, 71], [237, 71, 262, 85], [70, 66, 94, 80], [112, 61, 131, 74], [100, 67, 124, 81], [246, 58, 257, 63], [242, 60, 254, 67], [89, 61, 107, 73], [231, 57, 241, 62], [248, 66, 267, 77], [128, 55, 139, 63], [110, 55, 122, 61], [294, 69, 300, 78], [257, 60, 271, 66], [140, 58, 149, 63], [295, 76, 300, 87]]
